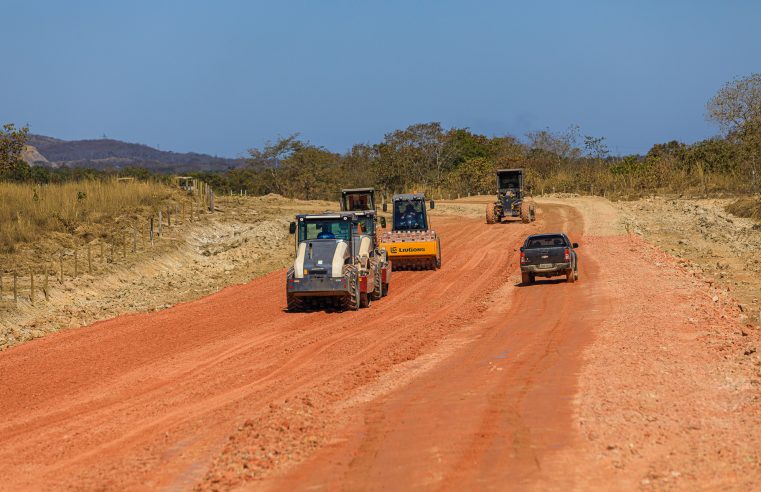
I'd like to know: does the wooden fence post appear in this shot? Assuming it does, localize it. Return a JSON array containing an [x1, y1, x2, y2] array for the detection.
[[74, 247, 79, 277], [30, 270, 35, 305], [43, 265, 49, 301], [150, 217, 154, 245], [133, 222, 138, 252], [100, 242, 105, 264], [13, 271, 18, 303], [158, 211, 163, 236], [59, 253, 64, 283], [209, 190, 215, 212], [167, 209, 171, 226]]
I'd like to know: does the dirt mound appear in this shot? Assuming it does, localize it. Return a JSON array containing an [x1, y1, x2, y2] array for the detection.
[[618, 196, 761, 326]]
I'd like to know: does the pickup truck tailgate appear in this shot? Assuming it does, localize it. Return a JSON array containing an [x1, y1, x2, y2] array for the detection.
[[524, 247, 566, 266]]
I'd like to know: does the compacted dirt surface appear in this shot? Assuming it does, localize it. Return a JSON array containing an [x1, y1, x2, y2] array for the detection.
[[1, 198, 760, 491]]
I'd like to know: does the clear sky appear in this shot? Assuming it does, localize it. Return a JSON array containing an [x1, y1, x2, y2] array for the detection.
[[2, 0, 760, 157]]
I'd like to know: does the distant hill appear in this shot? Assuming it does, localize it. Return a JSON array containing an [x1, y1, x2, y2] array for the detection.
[[24, 134, 247, 173], [22, 145, 50, 166]]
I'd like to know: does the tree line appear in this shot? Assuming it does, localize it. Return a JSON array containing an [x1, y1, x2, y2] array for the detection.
[[3, 72, 760, 200]]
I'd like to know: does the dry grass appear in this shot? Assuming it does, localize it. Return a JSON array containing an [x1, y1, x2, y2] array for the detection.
[[0, 180, 176, 253]]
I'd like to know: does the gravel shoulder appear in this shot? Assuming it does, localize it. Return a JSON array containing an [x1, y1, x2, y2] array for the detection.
[[535, 195, 761, 490]]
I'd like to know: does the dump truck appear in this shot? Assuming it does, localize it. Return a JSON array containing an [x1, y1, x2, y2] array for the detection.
[[286, 211, 391, 311], [486, 168, 536, 224], [379, 193, 441, 270]]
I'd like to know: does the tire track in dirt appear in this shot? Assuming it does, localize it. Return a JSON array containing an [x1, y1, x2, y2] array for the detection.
[[0, 211, 542, 490], [262, 204, 595, 491]]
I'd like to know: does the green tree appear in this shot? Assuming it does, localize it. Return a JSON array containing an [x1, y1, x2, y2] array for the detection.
[[707, 73, 761, 133], [583, 135, 609, 160], [0, 123, 30, 180], [376, 122, 448, 193], [247, 134, 305, 196], [447, 157, 495, 196], [525, 125, 581, 160], [280, 144, 342, 200]]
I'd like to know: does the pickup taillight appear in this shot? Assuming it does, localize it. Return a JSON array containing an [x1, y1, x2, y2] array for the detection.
[[520, 251, 527, 264], [564, 248, 570, 261]]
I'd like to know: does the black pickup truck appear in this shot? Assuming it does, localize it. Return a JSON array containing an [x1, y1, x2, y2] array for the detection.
[[520, 233, 579, 284]]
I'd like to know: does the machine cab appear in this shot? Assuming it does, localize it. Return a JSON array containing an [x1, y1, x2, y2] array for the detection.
[[340, 188, 376, 212], [289, 212, 375, 261], [496, 169, 524, 194], [391, 194, 429, 232], [294, 214, 353, 244]]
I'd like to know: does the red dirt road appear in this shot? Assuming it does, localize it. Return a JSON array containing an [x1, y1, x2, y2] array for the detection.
[[1, 202, 759, 490]]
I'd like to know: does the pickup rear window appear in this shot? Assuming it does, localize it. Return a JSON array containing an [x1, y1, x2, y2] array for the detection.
[[525, 235, 567, 249]]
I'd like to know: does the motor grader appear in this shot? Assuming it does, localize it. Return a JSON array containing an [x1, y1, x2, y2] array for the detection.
[[379, 193, 441, 270], [286, 211, 391, 312], [486, 168, 536, 224]]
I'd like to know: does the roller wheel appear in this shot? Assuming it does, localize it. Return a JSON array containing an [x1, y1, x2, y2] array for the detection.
[[436, 239, 442, 269], [286, 293, 304, 312], [360, 292, 372, 308], [285, 267, 305, 312], [341, 265, 360, 311], [371, 263, 383, 300]]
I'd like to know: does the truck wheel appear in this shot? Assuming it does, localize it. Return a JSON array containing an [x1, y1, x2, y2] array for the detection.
[[520, 201, 531, 223], [521, 272, 530, 285], [566, 269, 575, 283], [436, 239, 442, 269], [574, 269, 579, 281], [486, 203, 497, 224]]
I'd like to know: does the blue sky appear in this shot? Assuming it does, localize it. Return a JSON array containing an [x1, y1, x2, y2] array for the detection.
[[2, 0, 760, 157]]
